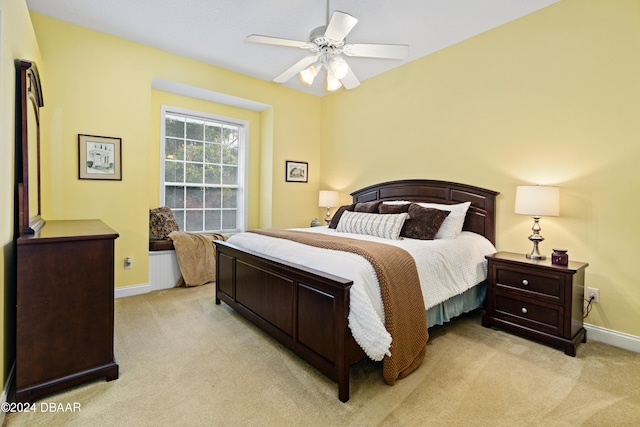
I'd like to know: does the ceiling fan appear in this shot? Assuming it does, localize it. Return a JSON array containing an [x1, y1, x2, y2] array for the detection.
[[246, 3, 409, 92]]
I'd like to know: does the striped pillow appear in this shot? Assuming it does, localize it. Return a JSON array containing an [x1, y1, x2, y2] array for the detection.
[[336, 211, 408, 240]]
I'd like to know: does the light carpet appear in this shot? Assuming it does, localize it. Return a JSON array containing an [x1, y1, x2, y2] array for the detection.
[[5, 284, 640, 426]]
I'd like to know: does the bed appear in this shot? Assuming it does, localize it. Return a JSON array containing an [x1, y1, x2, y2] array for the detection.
[[215, 179, 498, 402]]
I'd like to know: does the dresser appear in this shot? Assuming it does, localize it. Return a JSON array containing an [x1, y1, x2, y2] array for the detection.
[[16, 219, 119, 402], [482, 251, 588, 356]]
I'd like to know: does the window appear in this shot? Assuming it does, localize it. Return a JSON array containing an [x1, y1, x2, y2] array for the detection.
[[161, 106, 247, 233]]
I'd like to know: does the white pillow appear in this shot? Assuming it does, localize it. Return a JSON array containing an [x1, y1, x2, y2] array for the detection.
[[336, 211, 408, 240], [416, 201, 471, 239]]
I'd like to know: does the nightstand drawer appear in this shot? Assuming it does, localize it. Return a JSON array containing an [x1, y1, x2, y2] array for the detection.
[[496, 268, 563, 302], [495, 293, 562, 335]]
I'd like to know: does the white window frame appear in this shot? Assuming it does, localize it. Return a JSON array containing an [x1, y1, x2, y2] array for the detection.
[[160, 105, 248, 234]]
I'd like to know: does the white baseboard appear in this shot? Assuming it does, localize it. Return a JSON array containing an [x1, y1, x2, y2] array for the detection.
[[585, 323, 640, 353], [114, 283, 152, 298], [1, 363, 15, 425]]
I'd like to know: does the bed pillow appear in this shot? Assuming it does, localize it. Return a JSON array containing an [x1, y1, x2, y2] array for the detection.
[[402, 204, 450, 240], [416, 201, 471, 239], [354, 200, 382, 213], [149, 206, 180, 239], [379, 202, 411, 215], [336, 211, 408, 240], [328, 203, 356, 229], [381, 200, 410, 205]]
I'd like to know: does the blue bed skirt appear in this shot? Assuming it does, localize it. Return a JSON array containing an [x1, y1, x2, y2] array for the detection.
[[426, 282, 486, 328]]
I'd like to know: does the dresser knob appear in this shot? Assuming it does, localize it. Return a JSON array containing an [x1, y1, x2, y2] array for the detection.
[[521, 307, 528, 314], [522, 279, 529, 286]]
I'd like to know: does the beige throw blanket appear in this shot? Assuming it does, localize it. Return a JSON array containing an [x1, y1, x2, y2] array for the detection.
[[169, 232, 227, 287], [249, 228, 428, 385]]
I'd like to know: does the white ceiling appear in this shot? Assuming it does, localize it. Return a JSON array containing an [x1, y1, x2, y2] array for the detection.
[[26, 0, 559, 97]]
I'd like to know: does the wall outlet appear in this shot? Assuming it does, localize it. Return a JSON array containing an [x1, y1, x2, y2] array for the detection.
[[587, 287, 599, 303], [124, 256, 132, 270]]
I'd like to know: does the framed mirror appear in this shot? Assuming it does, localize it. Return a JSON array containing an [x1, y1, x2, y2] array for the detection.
[[17, 59, 45, 235]]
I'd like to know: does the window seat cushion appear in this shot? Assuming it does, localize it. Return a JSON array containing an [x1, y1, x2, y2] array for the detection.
[[149, 238, 175, 251]]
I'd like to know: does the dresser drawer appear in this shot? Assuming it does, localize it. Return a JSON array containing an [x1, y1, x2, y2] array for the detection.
[[495, 267, 563, 303], [495, 292, 563, 336]]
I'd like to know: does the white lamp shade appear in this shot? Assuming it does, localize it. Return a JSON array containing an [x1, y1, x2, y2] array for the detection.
[[318, 190, 339, 208], [515, 185, 560, 217]]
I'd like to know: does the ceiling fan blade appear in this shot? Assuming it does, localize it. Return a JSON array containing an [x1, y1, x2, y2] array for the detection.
[[340, 66, 360, 90], [343, 43, 409, 60], [246, 34, 310, 49], [324, 11, 358, 41], [273, 55, 319, 83]]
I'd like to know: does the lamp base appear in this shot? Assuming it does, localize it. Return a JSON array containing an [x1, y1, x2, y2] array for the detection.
[[526, 216, 546, 260]]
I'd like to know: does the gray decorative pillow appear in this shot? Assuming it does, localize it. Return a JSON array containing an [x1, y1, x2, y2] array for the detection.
[[329, 203, 356, 229], [402, 204, 450, 240], [149, 206, 180, 239], [336, 211, 408, 240], [354, 200, 382, 213]]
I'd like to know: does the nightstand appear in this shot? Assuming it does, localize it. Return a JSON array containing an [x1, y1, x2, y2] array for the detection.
[[482, 251, 588, 356]]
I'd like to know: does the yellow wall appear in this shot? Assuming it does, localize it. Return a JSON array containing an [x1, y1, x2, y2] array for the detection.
[[0, 0, 42, 399], [321, 0, 640, 337], [30, 12, 322, 289]]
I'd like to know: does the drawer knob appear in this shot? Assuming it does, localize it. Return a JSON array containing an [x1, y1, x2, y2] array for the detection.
[[522, 279, 529, 286], [521, 307, 528, 314]]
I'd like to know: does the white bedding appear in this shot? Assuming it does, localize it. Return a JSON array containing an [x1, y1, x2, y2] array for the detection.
[[226, 227, 496, 361]]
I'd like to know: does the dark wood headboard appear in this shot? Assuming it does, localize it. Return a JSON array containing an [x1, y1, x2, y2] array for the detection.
[[351, 179, 499, 245]]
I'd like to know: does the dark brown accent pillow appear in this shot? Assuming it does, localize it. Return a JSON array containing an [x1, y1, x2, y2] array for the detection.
[[402, 204, 450, 240], [379, 203, 410, 215], [149, 206, 180, 239], [354, 200, 382, 213], [329, 204, 356, 229]]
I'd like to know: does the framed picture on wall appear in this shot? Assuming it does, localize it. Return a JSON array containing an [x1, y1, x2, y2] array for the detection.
[[285, 160, 308, 183], [78, 134, 122, 180]]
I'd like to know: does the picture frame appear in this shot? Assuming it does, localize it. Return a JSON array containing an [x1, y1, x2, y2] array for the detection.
[[285, 160, 308, 183], [78, 134, 122, 180]]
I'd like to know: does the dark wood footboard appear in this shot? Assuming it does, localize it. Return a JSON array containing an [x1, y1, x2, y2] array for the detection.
[[214, 179, 498, 402], [215, 240, 367, 402]]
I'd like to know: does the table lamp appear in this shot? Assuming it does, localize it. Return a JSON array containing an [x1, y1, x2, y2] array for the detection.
[[318, 190, 339, 224], [514, 185, 559, 260]]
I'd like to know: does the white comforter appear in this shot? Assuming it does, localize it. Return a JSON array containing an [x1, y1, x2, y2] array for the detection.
[[226, 227, 496, 361]]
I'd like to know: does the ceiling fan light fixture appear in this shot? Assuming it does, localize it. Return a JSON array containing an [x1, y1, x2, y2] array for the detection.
[[299, 65, 319, 85], [326, 74, 342, 91], [248, 7, 407, 92], [330, 57, 349, 79]]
